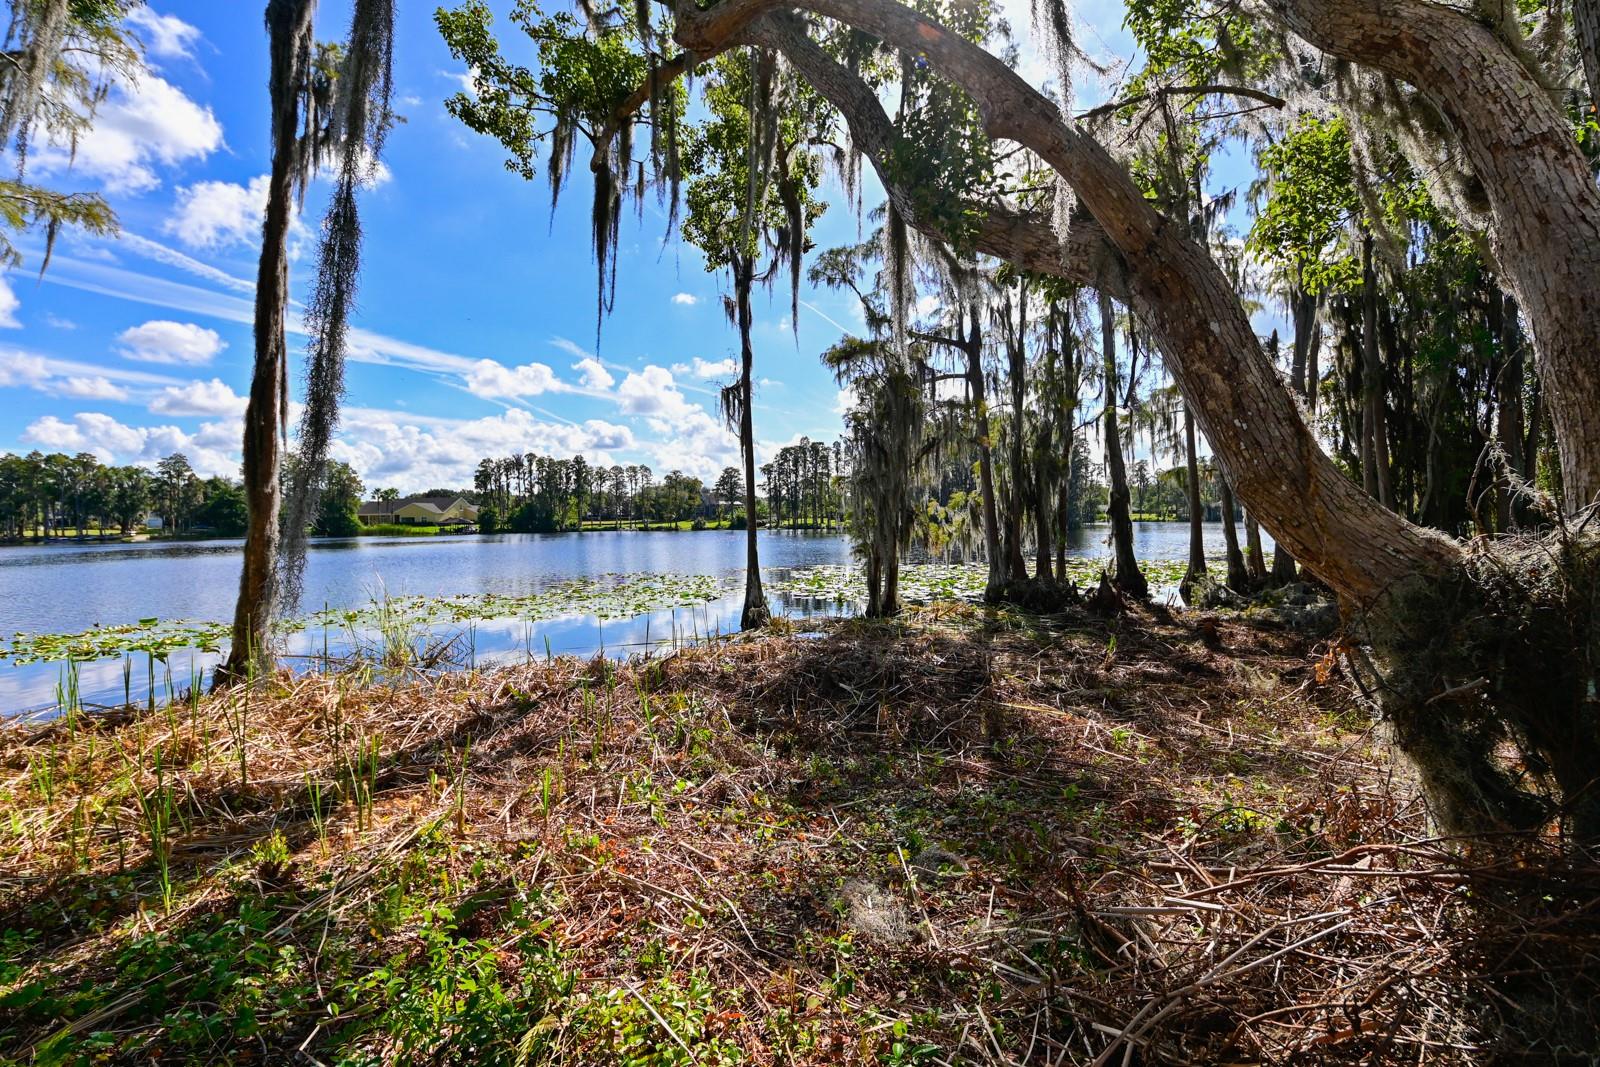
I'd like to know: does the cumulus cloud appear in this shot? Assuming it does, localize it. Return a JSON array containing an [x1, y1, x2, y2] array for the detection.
[[671, 292, 698, 306], [690, 357, 736, 379], [22, 412, 239, 475], [148, 377, 247, 417], [165, 175, 270, 249], [464, 359, 559, 399], [572, 357, 614, 390], [616, 364, 698, 419], [57, 376, 130, 402], [33, 73, 222, 194], [0, 351, 49, 388], [640, 408, 739, 480], [116, 320, 227, 365], [333, 406, 634, 489], [0, 276, 19, 328], [127, 7, 203, 60]]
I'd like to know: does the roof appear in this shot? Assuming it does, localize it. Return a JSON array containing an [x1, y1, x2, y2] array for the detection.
[[357, 495, 472, 517]]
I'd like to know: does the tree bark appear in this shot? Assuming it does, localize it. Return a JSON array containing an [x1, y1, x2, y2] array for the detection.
[[1000, 286, 1030, 583], [1221, 478, 1249, 590], [1361, 236, 1394, 509], [1099, 292, 1146, 598], [1495, 291, 1526, 532], [219, 0, 314, 687], [1244, 511, 1267, 582], [735, 255, 770, 629], [1272, 0, 1600, 511], [1179, 405, 1207, 603], [1580, 0, 1600, 112], [962, 316, 1005, 601]]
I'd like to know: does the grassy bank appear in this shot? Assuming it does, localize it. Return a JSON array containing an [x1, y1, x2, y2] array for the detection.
[[2, 605, 1595, 1064]]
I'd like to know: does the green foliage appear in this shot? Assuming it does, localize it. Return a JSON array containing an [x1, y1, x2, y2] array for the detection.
[[313, 460, 366, 537], [680, 52, 827, 271], [437, 0, 652, 182], [881, 82, 995, 251], [1123, 0, 1269, 93], [1248, 115, 1361, 294], [194, 478, 249, 536]]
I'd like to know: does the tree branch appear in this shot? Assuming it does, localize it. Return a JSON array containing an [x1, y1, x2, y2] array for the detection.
[[1078, 83, 1287, 122]]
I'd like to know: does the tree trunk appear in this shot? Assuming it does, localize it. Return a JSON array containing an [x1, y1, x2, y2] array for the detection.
[[1033, 423, 1054, 581], [717, 0, 1597, 835], [1580, 0, 1600, 111], [1274, 0, 1600, 512], [1243, 509, 1267, 583], [735, 256, 770, 629], [1003, 288, 1029, 583], [1361, 236, 1394, 510], [962, 315, 1005, 602], [1179, 405, 1206, 604], [1098, 291, 1146, 598], [1221, 478, 1248, 589], [218, 0, 314, 687], [1495, 292, 1526, 532]]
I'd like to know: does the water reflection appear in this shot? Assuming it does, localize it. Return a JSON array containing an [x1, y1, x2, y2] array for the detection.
[[1, 523, 1264, 714]]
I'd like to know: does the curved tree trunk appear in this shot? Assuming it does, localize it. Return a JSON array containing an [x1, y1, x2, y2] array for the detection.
[[1273, 0, 1600, 512], [1098, 291, 1146, 598], [218, 0, 314, 687], [690, 0, 1467, 604], [717, 0, 1600, 834]]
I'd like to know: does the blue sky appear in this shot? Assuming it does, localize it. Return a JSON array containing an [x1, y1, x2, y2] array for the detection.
[[0, 0, 1223, 492]]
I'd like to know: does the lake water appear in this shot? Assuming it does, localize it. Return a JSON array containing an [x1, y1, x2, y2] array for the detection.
[[0, 522, 1259, 714]]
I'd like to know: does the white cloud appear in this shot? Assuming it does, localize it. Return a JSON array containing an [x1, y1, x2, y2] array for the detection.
[[464, 359, 559, 399], [148, 377, 247, 417], [33, 73, 222, 194], [640, 407, 739, 480], [617, 364, 698, 419], [0, 351, 49, 388], [116, 320, 226, 365], [57, 375, 130, 401], [332, 406, 634, 489], [21, 412, 239, 475], [127, 7, 203, 60], [672, 292, 699, 306], [834, 385, 858, 416], [120, 232, 255, 293], [45, 313, 77, 330], [572, 357, 614, 390], [0, 277, 19, 328], [690, 357, 736, 379], [165, 175, 269, 249]]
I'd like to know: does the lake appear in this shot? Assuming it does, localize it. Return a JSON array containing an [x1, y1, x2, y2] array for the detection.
[[0, 522, 1261, 714]]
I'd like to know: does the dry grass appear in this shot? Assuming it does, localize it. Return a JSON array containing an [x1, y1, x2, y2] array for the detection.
[[2, 602, 1597, 1064]]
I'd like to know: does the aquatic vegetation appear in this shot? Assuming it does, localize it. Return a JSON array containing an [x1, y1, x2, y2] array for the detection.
[[772, 557, 1211, 604], [2, 573, 739, 670]]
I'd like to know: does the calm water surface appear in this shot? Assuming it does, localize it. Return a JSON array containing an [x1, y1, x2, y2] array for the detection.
[[0, 523, 1255, 713]]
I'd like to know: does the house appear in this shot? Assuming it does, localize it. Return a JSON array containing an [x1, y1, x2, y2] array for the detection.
[[357, 495, 480, 526]]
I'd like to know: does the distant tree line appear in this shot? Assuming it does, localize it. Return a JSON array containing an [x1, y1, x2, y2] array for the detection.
[[470, 453, 711, 532], [0, 451, 364, 542]]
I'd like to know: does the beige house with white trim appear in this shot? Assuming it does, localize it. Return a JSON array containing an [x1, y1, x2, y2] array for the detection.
[[357, 495, 480, 526]]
